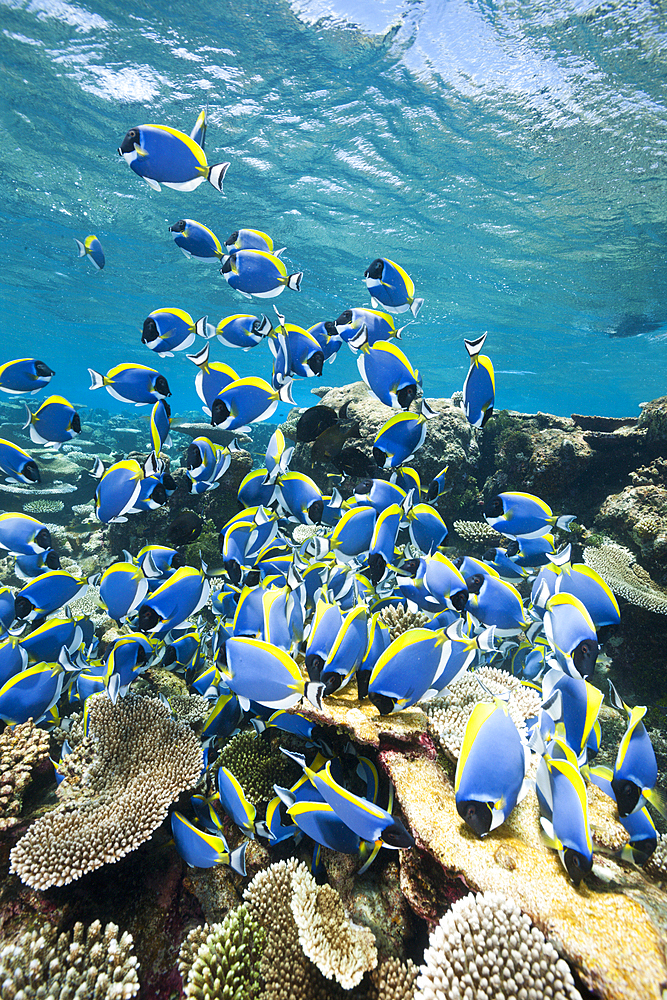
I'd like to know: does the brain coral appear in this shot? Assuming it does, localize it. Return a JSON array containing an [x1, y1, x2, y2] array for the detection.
[[9, 692, 203, 890]]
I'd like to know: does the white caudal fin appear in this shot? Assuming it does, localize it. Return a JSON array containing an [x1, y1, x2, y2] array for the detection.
[[194, 316, 209, 339], [208, 161, 230, 192], [74, 238, 86, 257], [286, 272, 303, 292], [278, 380, 295, 405], [410, 297, 424, 318], [464, 333, 487, 357], [421, 398, 438, 419], [187, 343, 209, 368], [22, 404, 33, 430], [88, 368, 106, 390]]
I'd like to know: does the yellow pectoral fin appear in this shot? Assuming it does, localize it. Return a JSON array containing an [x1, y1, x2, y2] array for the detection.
[[134, 143, 149, 157]]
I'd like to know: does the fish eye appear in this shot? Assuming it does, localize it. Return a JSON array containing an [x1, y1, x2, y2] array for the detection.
[[72, 414, 81, 434], [220, 258, 233, 274], [169, 220, 187, 233], [483, 496, 504, 517], [34, 361, 54, 377], [161, 645, 177, 667], [35, 528, 52, 550], [186, 444, 202, 469], [155, 375, 171, 397], [224, 559, 242, 586], [308, 499, 324, 525], [152, 484, 167, 505], [368, 692, 396, 716], [372, 446, 385, 468], [142, 318, 159, 343], [211, 399, 230, 426], [323, 321, 337, 336], [172, 552, 186, 569], [309, 352, 324, 377], [24, 462, 40, 484], [563, 848, 592, 885], [381, 819, 415, 849], [226, 231, 239, 245], [611, 777, 640, 818], [45, 550, 60, 570], [368, 553, 386, 585], [364, 259, 384, 280], [572, 638, 598, 678], [456, 799, 492, 837], [137, 605, 160, 632], [450, 588, 469, 611], [465, 574, 484, 595], [400, 558, 420, 576], [335, 310, 352, 325], [505, 540, 519, 556], [13, 596, 33, 621]]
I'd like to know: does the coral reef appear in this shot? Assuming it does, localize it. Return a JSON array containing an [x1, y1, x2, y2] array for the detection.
[[452, 520, 505, 545], [22, 498, 65, 514], [415, 890, 581, 1000], [583, 539, 667, 614], [0, 719, 50, 832], [178, 905, 264, 1000], [368, 958, 418, 1000], [379, 605, 430, 640], [0, 919, 139, 999], [424, 666, 541, 760], [9, 693, 202, 889], [214, 730, 302, 807]]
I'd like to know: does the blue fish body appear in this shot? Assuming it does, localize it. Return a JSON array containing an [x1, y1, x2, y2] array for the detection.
[[149, 399, 171, 455], [540, 668, 603, 765], [223, 636, 323, 710], [142, 308, 202, 357], [369, 627, 447, 714], [373, 403, 435, 469], [169, 218, 223, 259], [201, 691, 243, 741], [118, 122, 229, 192], [484, 492, 575, 539], [19, 617, 81, 665], [280, 326, 324, 378], [609, 685, 661, 818], [215, 313, 272, 350], [220, 249, 302, 298], [95, 460, 144, 523], [465, 572, 528, 633], [14, 571, 86, 622], [331, 505, 376, 562], [368, 503, 402, 582], [137, 545, 183, 579], [288, 799, 360, 854], [455, 699, 527, 835], [0, 358, 54, 395], [619, 806, 657, 865], [74, 234, 105, 270], [406, 502, 447, 554], [462, 334, 495, 427], [335, 306, 401, 344], [276, 472, 324, 525], [0, 638, 28, 688], [171, 812, 246, 873], [136, 567, 210, 637], [186, 436, 231, 495], [537, 745, 592, 884], [354, 478, 406, 514], [363, 258, 423, 316], [99, 562, 149, 622], [422, 552, 469, 612], [217, 765, 256, 837], [210, 376, 294, 431], [23, 395, 80, 448], [307, 321, 342, 361], [107, 634, 154, 692], [237, 469, 274, 508], [88, 364, 171, 405], [225, 228, 278, 253], [319, 604, 368, 695], [554, 563, 621, 629], [357, 340, 421, 410], [543, 593, 598, 678], [0, 661, 64, 724], [0, 439, 40, 485], [187, 344, 239, 416]]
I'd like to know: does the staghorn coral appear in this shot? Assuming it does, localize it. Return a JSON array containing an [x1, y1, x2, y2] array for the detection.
[[178, 905, 264, 1000], [215, 730, 301, 807], [379, 605, 430, 640], [290, 862, 377, 989], [425, 666, 541, 761], [415, 890, 582, 1000], [452, 520, 505, 545], [583, 539, 667, 614], [22, 498, 65, 514], [0, 719, 50, 831], [9, 693, 202, 890], [0, 918, 139, 999], [368, 958, 418, 1000], [243, 858, 360, 1000]]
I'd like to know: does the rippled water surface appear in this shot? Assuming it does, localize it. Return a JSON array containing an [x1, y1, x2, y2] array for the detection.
[[2, 0, 667, 417]]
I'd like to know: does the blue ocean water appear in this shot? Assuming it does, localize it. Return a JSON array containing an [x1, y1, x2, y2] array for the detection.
[[1, 0, 666, 420]]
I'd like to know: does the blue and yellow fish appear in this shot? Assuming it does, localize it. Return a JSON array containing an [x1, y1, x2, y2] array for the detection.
[[363, 258, 423, 317], [0, 439, 40, 485], [210, 376, 294, 431], [0, 514, 50, 556], [215, 313, 273, 350], [23, 395, 80, 448], [88, 363, 171, 405], [169, 218, 224, 260], [373, 400, 437, 470], [461, 334, 495, 428], [142, 307, 210, 358], [118, 118, 229, 193], [0, 358, 54, 395], [220, 249, 302, 298], [74, 234, 105, 270]]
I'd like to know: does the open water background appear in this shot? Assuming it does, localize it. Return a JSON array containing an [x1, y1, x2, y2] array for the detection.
[[1, 0, 667, 419]]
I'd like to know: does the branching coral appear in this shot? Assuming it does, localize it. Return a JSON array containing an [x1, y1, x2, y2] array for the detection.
[[425, 666, 541, 760], [9, 693, 202, 890], [178, 905, 264, 1000], [583, 539, 667, 614], [290, 862, 378, 989], [452, 520, 505, 545], [0, 919, 139, 999], [415, 891, 582, 1000], [368, 958, 418, 1000], [243, 858, 377, 999], [0, 718, 50, 831], [379, 605, 430, 641]]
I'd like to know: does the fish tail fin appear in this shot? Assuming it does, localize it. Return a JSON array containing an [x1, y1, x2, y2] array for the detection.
[[347, 324, 369, 352], [88, 368, 107, 390], [410, 297, 424, 318], [74, 238, 86, 257], [187, 344, 210, 368], [555, 514, 576, 531], [274, 246, 287, 258], [207, 161, 230, 192], [304, 681, 325, 711], [194, 316, 210, 339], [22, 404, 33, 430], [464, 333, 487, 358], [228, 842, 247, 876], [421, 398, 438, 419], [256, 314, 273, 338], [286, 272, 303, 292], [278, 380, 295, 405]]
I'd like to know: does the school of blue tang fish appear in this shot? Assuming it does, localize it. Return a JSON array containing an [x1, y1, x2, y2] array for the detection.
[[0, 106, 661, 890]]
